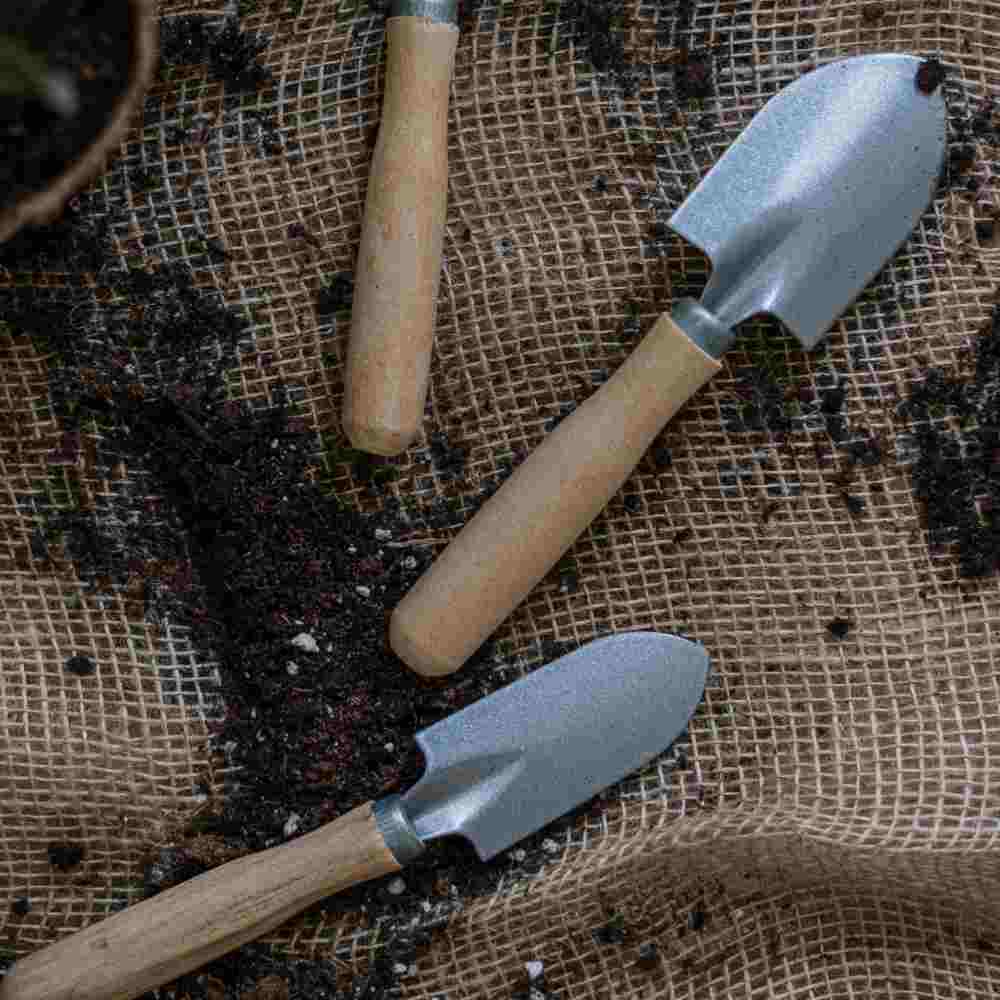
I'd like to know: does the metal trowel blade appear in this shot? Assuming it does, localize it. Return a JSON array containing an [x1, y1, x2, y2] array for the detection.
[[668, 53, 948, 348], [401, 632, 709, 860]]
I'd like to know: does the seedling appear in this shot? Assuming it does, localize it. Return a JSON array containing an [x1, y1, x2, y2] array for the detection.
[[0, 33, 78, 117]]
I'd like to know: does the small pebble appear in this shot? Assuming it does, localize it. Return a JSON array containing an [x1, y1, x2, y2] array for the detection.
[[387, 876, 407, 895], [286, 661, 300, 676], [356, 584, 372, 598], [393, 962, 408, 976], [384, 742, 395, 752], [290, 633, 319, 653]]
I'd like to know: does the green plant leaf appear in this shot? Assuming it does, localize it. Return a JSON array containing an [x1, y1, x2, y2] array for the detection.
[[0, 34, 78, 115]]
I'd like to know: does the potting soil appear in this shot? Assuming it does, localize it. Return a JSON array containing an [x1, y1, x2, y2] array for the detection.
[[2, 1, 1000, 998]]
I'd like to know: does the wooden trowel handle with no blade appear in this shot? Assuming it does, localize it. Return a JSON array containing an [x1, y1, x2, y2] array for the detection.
[[342, 0, 459, 456]]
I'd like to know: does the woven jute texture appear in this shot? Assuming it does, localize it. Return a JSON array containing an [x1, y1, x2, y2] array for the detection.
[[3, 0, 1000, 996]]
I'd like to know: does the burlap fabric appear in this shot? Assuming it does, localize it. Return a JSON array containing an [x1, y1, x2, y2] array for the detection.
[[4, 0, 1000, 996]]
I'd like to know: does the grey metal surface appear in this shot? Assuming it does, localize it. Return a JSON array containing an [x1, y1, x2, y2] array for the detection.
[[668, 53, 947, 354], [389, 0, 458, 22], [396, 632, 709, 861], [670, 298, 738, 358], [373, 795, 425, 865]]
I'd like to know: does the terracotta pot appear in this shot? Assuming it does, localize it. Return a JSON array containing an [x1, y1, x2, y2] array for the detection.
[[0, 0, 159, 244]]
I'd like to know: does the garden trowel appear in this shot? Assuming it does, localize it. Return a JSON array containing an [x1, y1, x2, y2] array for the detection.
[[0, 631, 708, 1000], [390, 52, 949, 677]]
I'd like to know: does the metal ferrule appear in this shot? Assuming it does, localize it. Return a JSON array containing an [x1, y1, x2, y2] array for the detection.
[[669, 297, 737, 360], [373, 795, 426, 865], [389, 0, 458, 23]]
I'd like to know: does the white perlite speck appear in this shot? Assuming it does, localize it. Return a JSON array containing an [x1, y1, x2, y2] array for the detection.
[[542, 838, 559, 854], [283, 813, 301, 838], [525, 961, 544, 981], [387, 876, 407, 895], [290, 633, 319, 653], [286, 661, 300, 676], [375, 528, 392, 541], [356, 585, 372, 598]]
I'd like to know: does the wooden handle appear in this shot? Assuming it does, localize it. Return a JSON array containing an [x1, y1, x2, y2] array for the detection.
[[0, 803, 400, 1000], [343, 16, 459, 456], [390, 312, 722, 676]]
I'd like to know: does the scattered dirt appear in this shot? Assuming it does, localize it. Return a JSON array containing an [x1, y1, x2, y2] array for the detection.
[[0, 0, 131, 212], [898, 298, 1000, 578], [635, 940, 660, 969], [0, 219, 613, 998], [137, 942, 394, 1000], [158, 13, 273, 92], [674, 47, 714, 105], [316, 272, 355, 320], [826, 617, 853, 640], [2, 2, 986, 993], [671, 0, 714, 106], [561, 0, 629, 76], [916, 57, 947, 96], [860, 2, 887, 25], [65, 653, 98, 676], [0, 15, 647, 979], [46, 843, 86, 872]]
